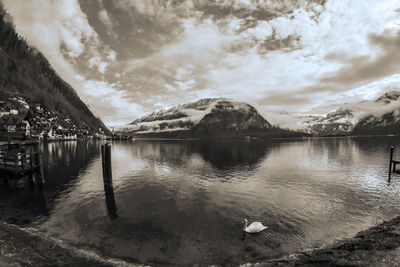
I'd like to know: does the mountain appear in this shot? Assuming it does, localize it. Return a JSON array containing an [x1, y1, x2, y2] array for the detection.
[[299, 108, 356, 136], [0, 3, 108, 134], [300, 91, 400, 136], [118, 98, 306, 138], [353, 91, 400, 135]]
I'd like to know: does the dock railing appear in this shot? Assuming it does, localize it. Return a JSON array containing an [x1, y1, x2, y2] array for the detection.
[[0, 143, 45, 189]]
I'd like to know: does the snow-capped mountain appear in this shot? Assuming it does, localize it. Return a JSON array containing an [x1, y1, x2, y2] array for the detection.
[[117, 98, 273, 137], [300, 108, 356, 135], [300, 91, 400, 136], [353, 91, 400, 135]]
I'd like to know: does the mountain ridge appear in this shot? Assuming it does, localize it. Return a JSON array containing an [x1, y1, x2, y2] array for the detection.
[[299, 90, 400, 136], [118, 98, 306, 138]]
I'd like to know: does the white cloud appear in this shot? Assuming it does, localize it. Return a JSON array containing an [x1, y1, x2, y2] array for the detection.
[[2, 0, 97, 88], [2, 0, 124, 126], [98, 9, 111, 27], [82, 80, 145, 126], [88, 56, 108, 74], [4, 0, 400, 128], [107, 50, 117, 61]]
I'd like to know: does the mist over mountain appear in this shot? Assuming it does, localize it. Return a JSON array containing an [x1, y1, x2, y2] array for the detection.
[[118, 90, 400, 139], [0, 3, 108, 133], [300, 91, 400, 136], [118, 98, 306, 138]]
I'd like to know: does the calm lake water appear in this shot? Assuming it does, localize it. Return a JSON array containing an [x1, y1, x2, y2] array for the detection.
[[2, 137, 400, 265]]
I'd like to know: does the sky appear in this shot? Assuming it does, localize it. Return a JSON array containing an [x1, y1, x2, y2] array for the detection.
[[2, 0, 400, 128]]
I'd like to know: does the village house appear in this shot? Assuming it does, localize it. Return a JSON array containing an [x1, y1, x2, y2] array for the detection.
[[0, 114, 31, 140], [0, 101, 19, 117], [35, 104, 44, 113]]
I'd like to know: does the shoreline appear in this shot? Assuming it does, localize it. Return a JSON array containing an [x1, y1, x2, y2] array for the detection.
[[1, 217, 400, 266], [0, 221, 139, 267], [2, 133, 400, 144], [260, 215, 400, 266]]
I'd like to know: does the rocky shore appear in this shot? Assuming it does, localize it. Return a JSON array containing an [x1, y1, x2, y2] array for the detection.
[[1, 216, 400, 266], [0, 222, 136, 267], [260, 216, 400, 266]]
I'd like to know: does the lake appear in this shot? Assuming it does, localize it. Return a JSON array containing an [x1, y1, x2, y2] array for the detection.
[[1, 137, 400, 265]]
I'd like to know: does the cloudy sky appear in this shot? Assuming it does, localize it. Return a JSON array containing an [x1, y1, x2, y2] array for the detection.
[[2, 0, 400, 127]]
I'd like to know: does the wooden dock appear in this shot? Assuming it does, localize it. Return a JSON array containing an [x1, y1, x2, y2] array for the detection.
[[0, 142, 44, 189]]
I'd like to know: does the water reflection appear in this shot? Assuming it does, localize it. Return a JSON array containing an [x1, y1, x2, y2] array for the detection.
[[104, 184, 118, 219], [36, 187, 49, 216], [125, 139, 272, 171], [190, 140, 271, 170], [0, 141, 101, 224], [3, 137, 400, 265]]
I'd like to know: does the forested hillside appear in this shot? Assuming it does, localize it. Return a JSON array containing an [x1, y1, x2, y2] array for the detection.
[[0, 3, 108, 133]]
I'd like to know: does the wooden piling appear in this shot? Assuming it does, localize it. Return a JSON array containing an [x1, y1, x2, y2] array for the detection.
[[389, 146, 394, 183], [101, 143, 117, 219], [104, 183, 118, 219], [101, 144, 108, 183], [0, 142, 44, 189], [101, 144, 113, 187], [17, 152, 22, 172]]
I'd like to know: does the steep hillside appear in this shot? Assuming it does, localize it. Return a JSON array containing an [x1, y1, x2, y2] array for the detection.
[[118, 98, 305, 138], [300, 91, 400, 136], [0, 3, 108, 133]]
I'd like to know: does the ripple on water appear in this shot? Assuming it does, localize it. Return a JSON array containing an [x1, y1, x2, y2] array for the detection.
[[1, 138, 400, 265]]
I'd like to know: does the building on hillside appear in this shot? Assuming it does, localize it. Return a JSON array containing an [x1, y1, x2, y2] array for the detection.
[[0, 114, 31, 140], [35, 104, 44, 114], [0, 101, 19, 117]]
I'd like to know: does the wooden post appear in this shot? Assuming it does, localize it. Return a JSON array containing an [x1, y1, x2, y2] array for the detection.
[[104, 182, 118, 219], [26, 151, 30, 166], [101, 144, 113, 187], [17, 152, 22, 171], [101, 144, 106, 182], [106, 144, 112, 184], [101, 143, 117, 219], [389, 146, 394, 183]]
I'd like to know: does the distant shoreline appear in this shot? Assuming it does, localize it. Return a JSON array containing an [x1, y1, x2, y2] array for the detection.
[[2, 133, 400, 144], [130, 133, 400, 141]]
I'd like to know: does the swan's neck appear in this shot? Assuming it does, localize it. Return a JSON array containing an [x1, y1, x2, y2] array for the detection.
[[243, 221, 248, 230]]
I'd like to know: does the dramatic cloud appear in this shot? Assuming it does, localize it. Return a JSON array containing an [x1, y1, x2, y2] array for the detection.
[[321, 33, 400, 86], [2, 0, 400, 127], [2, 0, 137, 125]]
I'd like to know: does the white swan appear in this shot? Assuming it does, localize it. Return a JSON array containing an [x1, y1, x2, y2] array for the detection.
[[243, 219, 267, 233]]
